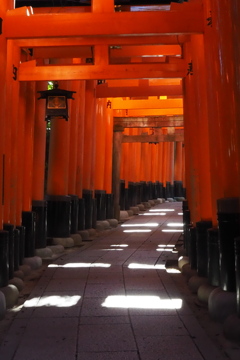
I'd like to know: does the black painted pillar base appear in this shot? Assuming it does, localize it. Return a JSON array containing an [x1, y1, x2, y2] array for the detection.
[[32, 200, 47, 249], [106, 194, 114, 219], [3, 224, 14, 280], [217, 197, 240, 292], [124, 188, 129, 210], [95, 190, 107, 221], [22, 211, 36, 258], [196, 220, 212, 277], [13, 228, 20, 272], [207, 228, 220, 287], [174, 181, 184, 197], [78, 198, 85, 231], [16, 226, 25, 266], [46, 195, 71, 238], [234, 237, 240, 317], [120, 180, 125, 211], [69, 195, 79, 234], [0, 231, 9, 287], [189, 226, 197, 269], [92, 198, 97, 229], [82, 190, 93, 229], [183, 207, 191, 251]]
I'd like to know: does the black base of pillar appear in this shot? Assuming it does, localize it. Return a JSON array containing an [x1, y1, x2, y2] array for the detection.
[[0, 231, 9, 287], [69, 195, 79, 234], [217, 197, 240, 292], [95, 190, 107, 221], [196, 220, 213, 277], [3, 224, 14, 280], [174, 181, 184, 197], [208, 228, 220, 287], [16, 226, 25, 266], [78, 198, 85, 230], [92, 198, 97, 229], [83, 190, 93, 229], [234, 237, 240, 317], [13, 228, 20, 271], [32, 200, 47, 249], [120, 180, 125, 210], [106, 194, 114, 219], [46, 195, 71, 238], [22, 211, 36, 258], [189, 226, 197, 269]]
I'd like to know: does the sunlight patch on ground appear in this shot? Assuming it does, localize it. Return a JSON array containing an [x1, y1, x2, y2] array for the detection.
[[121, 223, 158, 227], [162, 229, 183, 232], [167, 222, 183, 227], [111, 244, 128, 247], [24, 295, 81, 308], [178, 212, 183, 215], [139, 212, 166, 216], [48, 263, 111, 268], [149, 209, 175, 212], [158, 244, 175, 247], [102, 295, 182, 309], [123, 229, 152, 233], [128, 263, 165, 270]]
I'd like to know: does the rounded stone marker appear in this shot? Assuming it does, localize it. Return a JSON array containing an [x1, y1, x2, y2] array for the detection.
[[208, 287, 237, 322], [0, 284, 19, 309]]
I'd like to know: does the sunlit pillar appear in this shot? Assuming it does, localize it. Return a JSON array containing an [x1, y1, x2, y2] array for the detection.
[[174, 142, 183, 182], [112, 128, 123, 220], [104, 102, 113, 194], [95, 98, 106, 191]]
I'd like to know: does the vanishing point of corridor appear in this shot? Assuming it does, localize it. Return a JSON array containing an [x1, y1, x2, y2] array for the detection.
[[0, 202, 228, 360]]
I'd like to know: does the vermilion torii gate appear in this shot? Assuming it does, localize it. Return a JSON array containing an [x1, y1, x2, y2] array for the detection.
[[0, 0, 240, 301]]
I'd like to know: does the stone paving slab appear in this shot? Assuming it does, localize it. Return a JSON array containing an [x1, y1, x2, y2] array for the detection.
[[0, 201, 233, 360]]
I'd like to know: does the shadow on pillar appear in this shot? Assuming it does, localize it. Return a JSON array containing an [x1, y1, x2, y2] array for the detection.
[[207, 228, 220, 287], [32, 200, 47, 249], [82, 189, 93, 229], [95, 190, 106, 221], [45, 195, 71, 238], [106, 193, 114, 219], [69, 195, 79, 234], [217, 197, 240, 292], [196, 220, 212, 277], [78, 198, 85, 230], [22, 211, 36, 257], [3, 224, 14, 280], [0, 231, 9, 287]]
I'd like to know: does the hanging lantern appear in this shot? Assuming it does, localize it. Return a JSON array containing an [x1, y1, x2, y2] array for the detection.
[[37, 82, 76, 121]]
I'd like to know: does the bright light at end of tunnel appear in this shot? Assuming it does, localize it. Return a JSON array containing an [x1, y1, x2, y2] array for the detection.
[[123, 229, 152, 233], [121, 223, 158, 227], [102, 295, 182, 309]]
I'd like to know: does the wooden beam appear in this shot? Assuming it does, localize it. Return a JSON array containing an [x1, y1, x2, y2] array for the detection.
[[6, 8, 203, 39], [122, 133, 184, 143], [15, 35, 191, 48], [96, 84, 182, 98], [18, 61, 187, 81], [111, 98, 183, 110], [113, 108, 183, 116], [110, 45, 182, 58], [114, 116, 184, 128]]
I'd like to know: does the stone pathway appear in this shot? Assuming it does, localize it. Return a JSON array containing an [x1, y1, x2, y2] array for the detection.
[[0, 202, 230, 360]]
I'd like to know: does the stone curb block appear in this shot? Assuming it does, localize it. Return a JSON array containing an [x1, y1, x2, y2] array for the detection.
[[0, 284, 19, 309], [197, 284, 216, 304], [178, 255, 189, 270], [47, 245, 65, 254], [188, 275, 209, 294], [208, 287, 237, 323], [107, 219, 118, 228], [70, 233, 82, 246], [35, 247, 53, 259], [9, 277, 25, 292], [78, 230, 90, 241], [23, 256, 42, 270], [52, 237, 74, 248]]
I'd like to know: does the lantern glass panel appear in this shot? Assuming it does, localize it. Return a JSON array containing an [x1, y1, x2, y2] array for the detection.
[[47, 96, 67, 109]]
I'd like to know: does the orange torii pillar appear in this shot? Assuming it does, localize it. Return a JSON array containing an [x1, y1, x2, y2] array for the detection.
[[203, 0, 240, 292], [150, 142, 158, 199], [104, 102, 114, 218], [157, 141, 164, 198], [120, 128, 129, 210], [140, 134, 151, 203], [46, 80, 72, 238], [68, 79, 83, 234], [0, 0, 16, 286], [128, 128, 139, 207], [32, 81, 48, 250], [174, 141, 184, 197], [112, 127, 123, 220], [94, 98, 107, 220], [75, 80, 86, 230], [82, 80, 97, 229]]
